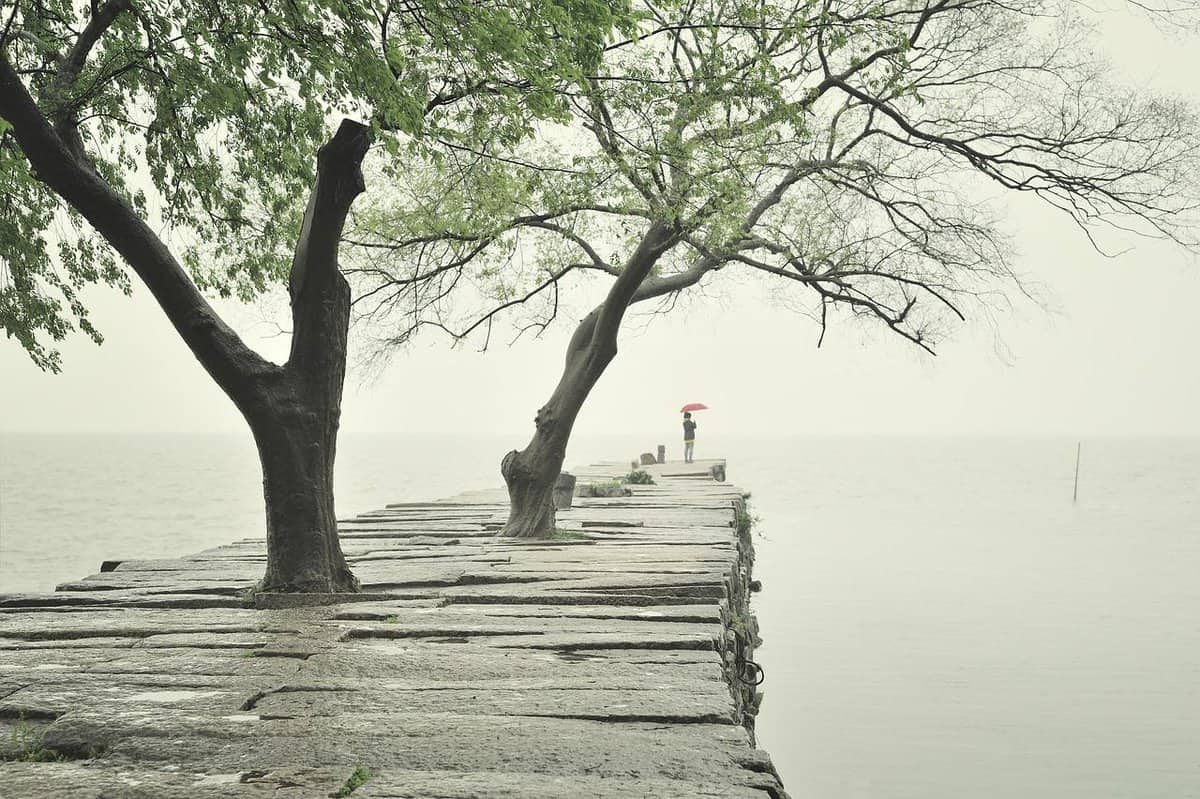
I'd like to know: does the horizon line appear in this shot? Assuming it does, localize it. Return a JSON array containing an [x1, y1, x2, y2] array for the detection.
[[3, 430, 1199, 439]]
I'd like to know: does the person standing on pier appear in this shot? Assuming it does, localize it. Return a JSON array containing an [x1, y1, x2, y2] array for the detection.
[[683, 412, 697, 463]]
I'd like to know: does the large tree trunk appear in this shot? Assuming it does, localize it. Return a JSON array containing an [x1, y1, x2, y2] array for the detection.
[[500, 316, 605, 537], [500, 222, 679, 537], [497, 224, 725, 538], [246, 120, 367, 591], [248, 247, 356, 592], [501, 446, 561, 539], [1, 46, 370, 592], [253, 407, 355, 592], [501, 388, 604, 538]]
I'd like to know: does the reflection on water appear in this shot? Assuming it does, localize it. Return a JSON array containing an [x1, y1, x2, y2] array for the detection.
[[2, 433, 1197, 797]]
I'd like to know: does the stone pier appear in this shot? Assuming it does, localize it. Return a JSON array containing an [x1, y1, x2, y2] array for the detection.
[[0, 457, 786, 798]]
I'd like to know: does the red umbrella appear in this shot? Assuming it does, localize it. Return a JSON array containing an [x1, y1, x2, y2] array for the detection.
[[680, 402, 709, 413]]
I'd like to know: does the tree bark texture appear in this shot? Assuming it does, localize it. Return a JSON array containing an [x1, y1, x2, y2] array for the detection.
[[244, 118, 370, 592], [252, 398, 354, 593], [500, 222, 679, 537], [500, 312, 602, 538]]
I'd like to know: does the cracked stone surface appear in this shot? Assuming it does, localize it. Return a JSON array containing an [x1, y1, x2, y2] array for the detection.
[[0, 457, 786, 798]]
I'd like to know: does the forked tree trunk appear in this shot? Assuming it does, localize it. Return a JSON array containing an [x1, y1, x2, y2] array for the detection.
[[246, 120, 367, 591], [249, 246, 357, 592], [0, 48, 370, 592]]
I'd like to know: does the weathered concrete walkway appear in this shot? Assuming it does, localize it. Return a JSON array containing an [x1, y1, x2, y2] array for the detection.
[[0, 457, 786, 798]]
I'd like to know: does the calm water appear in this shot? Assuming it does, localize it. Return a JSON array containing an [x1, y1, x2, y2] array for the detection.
[[1, 433, 1198, 797]]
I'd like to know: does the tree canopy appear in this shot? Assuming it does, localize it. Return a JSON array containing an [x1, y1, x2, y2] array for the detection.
[[1, 0, 634, 370], [354, 0, 1199, 354]]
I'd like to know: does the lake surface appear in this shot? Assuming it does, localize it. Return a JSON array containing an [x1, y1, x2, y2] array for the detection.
[[2, 432, 1197, 797]]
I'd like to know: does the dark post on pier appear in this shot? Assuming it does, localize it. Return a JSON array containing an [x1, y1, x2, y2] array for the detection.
[[0, 456, 787, 798], [1073, 442, 1082, 503]]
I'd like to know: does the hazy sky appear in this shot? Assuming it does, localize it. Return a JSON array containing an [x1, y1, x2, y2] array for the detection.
[[2, 7, 1198, 438]]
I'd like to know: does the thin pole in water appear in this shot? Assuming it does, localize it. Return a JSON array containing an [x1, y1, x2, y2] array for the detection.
[[1072, 441, 1081, 503]]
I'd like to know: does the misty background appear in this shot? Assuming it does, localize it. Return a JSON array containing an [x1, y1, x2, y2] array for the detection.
[[2, 196, 1197, 438], [3, 6, 1199, 439], [3, 7, 1200, 798]]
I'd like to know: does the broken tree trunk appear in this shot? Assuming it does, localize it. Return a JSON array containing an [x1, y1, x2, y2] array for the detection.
[[0, 54, 370, 591], [251, 119, 369, 592]]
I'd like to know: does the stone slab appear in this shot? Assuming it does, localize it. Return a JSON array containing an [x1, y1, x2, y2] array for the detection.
[[0, 455, 785, 798]]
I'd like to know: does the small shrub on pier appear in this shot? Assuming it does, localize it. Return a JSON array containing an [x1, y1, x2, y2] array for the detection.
[[622, 470, 655, 485], [333, 765, 373, 797], [579, 480, 630, 498], [4, 718, 65, 763], [735, 501, 761, 543]]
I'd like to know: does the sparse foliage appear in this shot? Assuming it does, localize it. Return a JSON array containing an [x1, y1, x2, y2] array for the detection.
[[356, 0, 1199, 353], [352, 0, 1199, 538]]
